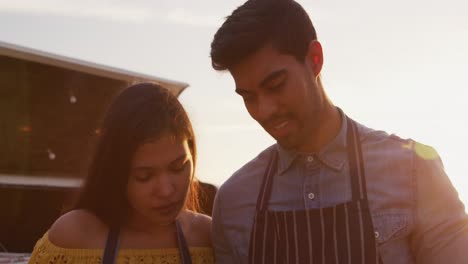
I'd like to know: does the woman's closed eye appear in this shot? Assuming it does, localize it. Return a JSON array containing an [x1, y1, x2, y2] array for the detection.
[[169, 160, 189, 173], [132, 169, 154, 182]]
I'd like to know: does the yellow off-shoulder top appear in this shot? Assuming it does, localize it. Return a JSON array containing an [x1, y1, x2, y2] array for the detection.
[[28, 233, 214, 264]]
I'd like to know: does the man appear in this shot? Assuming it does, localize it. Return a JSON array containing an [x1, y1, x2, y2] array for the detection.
[[209, 0, 468, 263]]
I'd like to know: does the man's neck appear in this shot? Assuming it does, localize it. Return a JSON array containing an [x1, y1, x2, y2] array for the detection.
[[298, 105, 342, 153]]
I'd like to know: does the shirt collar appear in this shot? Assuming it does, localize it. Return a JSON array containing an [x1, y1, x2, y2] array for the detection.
[[276, 108, 347, 175]]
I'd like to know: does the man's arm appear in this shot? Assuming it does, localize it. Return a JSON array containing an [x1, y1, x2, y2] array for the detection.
[[211, 190, 238, 264], [410, 143, 468, 263]]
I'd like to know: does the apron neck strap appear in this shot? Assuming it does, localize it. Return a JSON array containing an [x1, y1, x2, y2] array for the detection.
[[255, 150, 279, 212], [102, 226, 120, 264], [176, 219, 193, 264], [346, 118, 368, 201]]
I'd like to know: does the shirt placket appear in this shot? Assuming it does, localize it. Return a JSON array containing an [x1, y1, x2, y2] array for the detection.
[[303, 154, 321, 209]]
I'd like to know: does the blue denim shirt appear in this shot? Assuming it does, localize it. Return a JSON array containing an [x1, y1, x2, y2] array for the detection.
[[212, 112, 468, 263]]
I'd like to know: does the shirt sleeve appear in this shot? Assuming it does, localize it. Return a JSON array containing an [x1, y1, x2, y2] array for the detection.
[[211, 190, 238, 264], [410, 143, 468, 263]]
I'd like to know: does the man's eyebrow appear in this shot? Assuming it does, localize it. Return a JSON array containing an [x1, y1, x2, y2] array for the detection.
[[235, 69, 287, 95], [259, 69, 286, 87]]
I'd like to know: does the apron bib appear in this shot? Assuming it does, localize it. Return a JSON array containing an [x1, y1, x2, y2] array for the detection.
[[248, 118, 383, 264]]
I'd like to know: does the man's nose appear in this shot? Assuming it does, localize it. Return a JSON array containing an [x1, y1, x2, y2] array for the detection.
[[256, 96, 279, 122]]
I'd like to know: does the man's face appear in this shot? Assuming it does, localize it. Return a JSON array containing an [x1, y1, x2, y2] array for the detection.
[[230, 44, 325, 151]]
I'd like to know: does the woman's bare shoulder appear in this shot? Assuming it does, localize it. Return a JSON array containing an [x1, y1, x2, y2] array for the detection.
[[192, 211, 212, 230], [48, 209, 108, 249], [183, 210, 212, 247]]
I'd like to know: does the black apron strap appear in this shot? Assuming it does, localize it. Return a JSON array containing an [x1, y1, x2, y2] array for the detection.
[[176, 219, 193, 264], [102, 226, 120, 264], [347, 118, 383, 263], [255, 150, 279, 212], [346, 118, 368, 201]]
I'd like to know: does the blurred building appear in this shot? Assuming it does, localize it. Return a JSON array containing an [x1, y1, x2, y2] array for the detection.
[[0, 40, 190, 253]]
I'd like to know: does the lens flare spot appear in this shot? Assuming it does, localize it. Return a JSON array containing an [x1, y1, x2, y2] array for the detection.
[[19, 126, 31, 132], [414, 142, 439, 160], [401, 141, 438, 160]]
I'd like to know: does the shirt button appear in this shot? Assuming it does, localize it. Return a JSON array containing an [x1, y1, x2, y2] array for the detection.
[[307, 156, 314, 162], [374, 231, 380, 239], [308, 192, 315, 200]]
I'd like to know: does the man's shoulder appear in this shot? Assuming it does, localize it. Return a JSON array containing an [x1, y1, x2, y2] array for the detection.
[[355, 120, 412, 147], [217, 144, 276, 199], [354, 119, 439, 161]]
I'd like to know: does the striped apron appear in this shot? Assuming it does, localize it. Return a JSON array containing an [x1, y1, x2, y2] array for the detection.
[[248, 118, 383, 264]]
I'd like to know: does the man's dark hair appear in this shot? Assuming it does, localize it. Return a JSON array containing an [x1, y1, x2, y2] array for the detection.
[[211, 0, 317, 71]]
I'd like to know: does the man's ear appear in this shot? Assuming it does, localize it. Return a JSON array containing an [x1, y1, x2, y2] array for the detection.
[[305, 40, 323, 77]]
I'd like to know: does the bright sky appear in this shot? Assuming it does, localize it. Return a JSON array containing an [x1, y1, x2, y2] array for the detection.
[[1, 0, 467, 205]]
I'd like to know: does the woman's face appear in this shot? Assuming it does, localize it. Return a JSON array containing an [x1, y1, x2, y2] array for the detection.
[[127, 134, 193, 226]]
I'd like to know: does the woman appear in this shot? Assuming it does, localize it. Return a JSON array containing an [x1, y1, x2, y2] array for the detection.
[[29, 83, 213, 264]]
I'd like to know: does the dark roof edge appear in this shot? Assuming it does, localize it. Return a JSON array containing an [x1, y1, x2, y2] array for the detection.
[[0, 40, 189, 96]]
